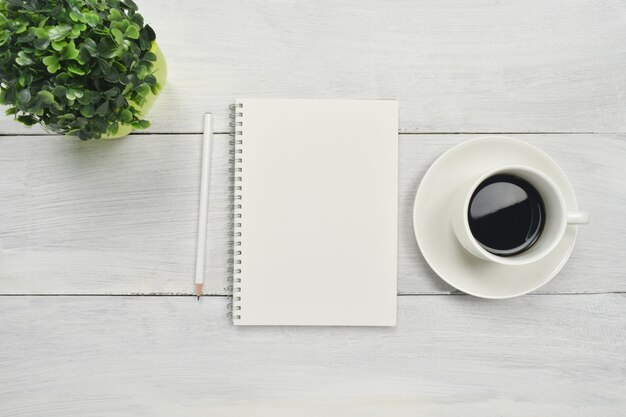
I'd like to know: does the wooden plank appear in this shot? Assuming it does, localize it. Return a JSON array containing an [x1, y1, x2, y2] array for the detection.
[[0, 135, 206, 294], [2, 0, 626, 135], [0, 295, 624, 416], [0, 134, 624, 295]]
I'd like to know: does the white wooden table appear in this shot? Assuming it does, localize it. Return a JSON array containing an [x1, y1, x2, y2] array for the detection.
[[1, 1, 625, 415]]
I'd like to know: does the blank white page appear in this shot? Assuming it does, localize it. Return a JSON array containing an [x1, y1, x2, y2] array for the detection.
[[232, 98, 397, 326]]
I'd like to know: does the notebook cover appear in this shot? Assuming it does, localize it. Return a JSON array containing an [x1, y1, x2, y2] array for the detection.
[[232, 98, 397, 326]]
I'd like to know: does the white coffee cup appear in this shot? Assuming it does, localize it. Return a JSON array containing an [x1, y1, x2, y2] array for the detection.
[[452, 165, 589, 266]]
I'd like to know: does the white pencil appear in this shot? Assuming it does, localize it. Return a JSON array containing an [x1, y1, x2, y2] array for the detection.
[[195, 113, 213, 300]]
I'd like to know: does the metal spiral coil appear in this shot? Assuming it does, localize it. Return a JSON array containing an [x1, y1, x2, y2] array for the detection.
[[228, 102, 244, 321]]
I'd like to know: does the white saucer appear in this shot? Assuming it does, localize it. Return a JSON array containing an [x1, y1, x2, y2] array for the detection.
[[413, 136, 579, 298]]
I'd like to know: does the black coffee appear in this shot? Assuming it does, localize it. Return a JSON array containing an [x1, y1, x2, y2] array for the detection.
[[468, 174, 545, 256]]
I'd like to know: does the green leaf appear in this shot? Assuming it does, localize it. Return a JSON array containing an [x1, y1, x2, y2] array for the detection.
[[122, 0, 139, 12], [63, 41, 80, 60], [119, 109, 133, 123], [5, 107, 18, 116], [143, 51, 156, 61], [42, 55, 60, 73], [51, 40, 67, 51], [70, 23, 86, 38], [16, 33, 35, 44], [125, 24, 140, 39], [68, 66, 86, 75], [74, 117, 88, 128], [112, 60, 127, 73], [93, 120, 108, 135], [118, 73, 130, 85], [111, 28, 124, 44], [136, 64, 148, 79], [77, 91, 93, 105], [29, 103, 44, 116], [107, 122, 120, 135], [48, 24, 72, 41], [150, 83, 162, 95], [52, 86, 67, 97], [83, 37, 98, 53], [19, 72, 33, 87], [17, 115, 37, 126], [135, 83, 151, 97], [69, 10, 82, 23], [96, 100, 109, 116], [77, 47, 91, 64], [111, 20, 129, 34], [78, 130, 92, 140], [105, 87, 120, 97], [15, 57, 31, 66], [0, 32, 10, 47], [102, 46, 124, 59], [33, 38, 50, 50], [104, 67, 119, 82], [132, 13, 144, 26], [80, 104, 94, 118], [109, 9, 123, 21], [66, 88, 84, 100], [36, 90, 55, 104], [17, 88, 31, 103], [115, 94, 126, 108], [131, 119, 150, 129], [34, 27, 48, 39], [57, 113, 76, 121], [14, 22, 28, 35], [15, 51, 34, 66], [84, 12, 100, 27], [144, 25, 156, 41]]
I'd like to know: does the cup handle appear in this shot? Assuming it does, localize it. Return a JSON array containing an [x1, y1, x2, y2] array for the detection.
[[567, 211, 590, 225]]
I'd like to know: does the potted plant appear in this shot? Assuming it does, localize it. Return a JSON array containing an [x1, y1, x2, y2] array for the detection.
[[0, 0, 166, 140]]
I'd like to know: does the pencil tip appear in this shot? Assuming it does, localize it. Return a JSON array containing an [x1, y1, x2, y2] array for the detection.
[[194, 283, 203, 299]]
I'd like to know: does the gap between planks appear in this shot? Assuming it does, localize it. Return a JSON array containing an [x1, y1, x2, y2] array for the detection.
[[1, 292, 624, 297], [1, 131, 625, 137]]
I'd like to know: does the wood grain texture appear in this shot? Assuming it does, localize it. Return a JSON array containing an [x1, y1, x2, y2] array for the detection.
[[0, 295, 624, 417], [2, 0, 626, 134], [0, 134, 623, 295], [0, 135, 205, 294]]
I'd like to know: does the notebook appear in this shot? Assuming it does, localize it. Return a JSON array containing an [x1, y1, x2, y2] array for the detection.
[[230, 98, 398, 326]]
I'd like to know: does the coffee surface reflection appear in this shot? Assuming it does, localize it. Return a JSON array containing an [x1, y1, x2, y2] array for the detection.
[[468, 174, 545, 256]]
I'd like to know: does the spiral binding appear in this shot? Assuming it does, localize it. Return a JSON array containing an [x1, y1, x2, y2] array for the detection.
[[227, 103, 243, 321]]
